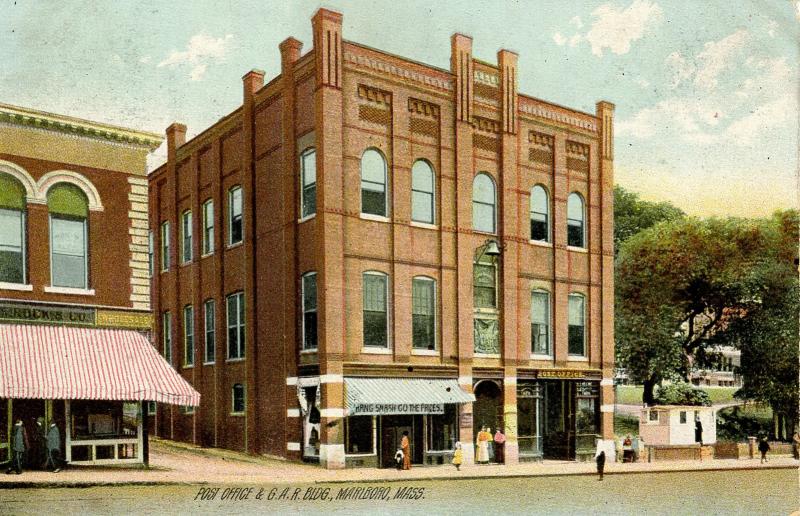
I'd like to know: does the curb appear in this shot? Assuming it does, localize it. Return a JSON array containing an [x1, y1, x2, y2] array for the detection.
[[1, 463, 795, 489]]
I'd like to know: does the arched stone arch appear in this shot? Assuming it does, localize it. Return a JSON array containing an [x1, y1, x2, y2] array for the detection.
[[35, 170, 104, 211], [0, 160, 37, 202]]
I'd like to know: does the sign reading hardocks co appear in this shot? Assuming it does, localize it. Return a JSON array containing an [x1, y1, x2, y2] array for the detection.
[[0, 302, 95, 326], [350, 403, 445, 416]]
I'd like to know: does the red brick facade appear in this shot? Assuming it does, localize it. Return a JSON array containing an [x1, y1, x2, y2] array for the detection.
[[149, 9, 615, 468]]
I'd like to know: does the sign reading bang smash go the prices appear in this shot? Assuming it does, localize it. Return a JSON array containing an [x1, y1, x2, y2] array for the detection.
[[350, 403, 445, 416]]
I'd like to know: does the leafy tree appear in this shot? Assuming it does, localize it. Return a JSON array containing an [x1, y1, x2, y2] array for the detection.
[[654, 382, 711, 406], [613, 185, 685, 251], [615, 216, 771, 404]]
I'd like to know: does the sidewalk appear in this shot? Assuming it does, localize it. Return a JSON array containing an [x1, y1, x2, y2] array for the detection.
[[1, 438, 797, 489]]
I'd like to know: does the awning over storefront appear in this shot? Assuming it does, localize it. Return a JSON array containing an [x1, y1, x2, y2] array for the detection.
[[345, 377, 475, 416], [0, 324, 200, 406]]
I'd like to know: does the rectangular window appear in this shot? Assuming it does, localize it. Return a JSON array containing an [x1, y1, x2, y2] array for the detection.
[[531, 211, 548, 242], [649, 410, 659, 422], [426, 405, 456, 451], [302, 273, 317, 350], [345, 416, 374, 454], [162, 312, 172, 365], [50, 216, 87, 289], [0, 208, 25, 284], [147, 230, 153, 277], [181, 210, 193, 263], [473, 262, 497, 309], [412, 277, 436, 350], [183, 305, 194, 367], [531, 291, 550, 355], [202, 200, 214, 255], [568, 294, 586, 356], [362, 273, 388, 348], [160, 221, 170, 271], [228, 187, 243, 245], [232, 384, 245, 414], [227, 292, 245, 359], [680, 411, 687, 424], [204, 299, 215, 364], [300, 149, 316, 218], [179, 405, 195, 415]]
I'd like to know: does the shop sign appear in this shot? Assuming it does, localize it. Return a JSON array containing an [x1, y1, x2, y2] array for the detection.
[[0, 302, 95, 326], [536, 370, 587, 380], [349, 403, 445, 416], [459, 412, 473, 427], [96, 310, 152, 330]]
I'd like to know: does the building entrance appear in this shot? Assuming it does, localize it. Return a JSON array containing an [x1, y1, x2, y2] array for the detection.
[[378, 415, 422, 468]]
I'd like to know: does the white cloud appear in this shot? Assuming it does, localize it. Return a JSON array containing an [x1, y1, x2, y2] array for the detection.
[[766, 19, 778, 38], [665, 51, 694, 89], [139, 56, 151, 64], [635, 77, 650, 88], [693, 29, 748, 90], [553, 32, 567, 46], [726, 94, 794, 144], [569, 34, 582, 47], [570, 16, 583, 29], [584, 0, 663, 56], [157, 33, 234, 81]]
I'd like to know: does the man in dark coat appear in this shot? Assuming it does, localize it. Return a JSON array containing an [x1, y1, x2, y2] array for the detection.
[[45, 422, 62, 473], [6, 420, 28, 475], [694, 416, 703, 446], [33, 417, 47, 469], [596, 450, 606, 481]]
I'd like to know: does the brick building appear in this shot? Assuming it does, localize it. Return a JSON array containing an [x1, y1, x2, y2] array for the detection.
[[0, 102, 198, 467], [149, 8, 615, 469]]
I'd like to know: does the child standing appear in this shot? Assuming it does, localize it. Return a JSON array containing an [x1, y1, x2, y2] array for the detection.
[[394, 448, 404, 470], [452, 442, 463, 471]]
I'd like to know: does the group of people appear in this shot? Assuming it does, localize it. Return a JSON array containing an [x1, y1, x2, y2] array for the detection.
[[5, 418, 63, 475], [475, 426, 506, 465]]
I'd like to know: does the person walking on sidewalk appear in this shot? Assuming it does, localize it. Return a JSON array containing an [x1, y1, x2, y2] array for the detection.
[[493, 428, 506, 464], [792, 431, 800, 460], [45, 421, 62, 473], [401, 431, 411, 470], [6, 420, 28, 475], [758, 435, 770, 463], [595, 450, 606, 481], [452, 442, 463, 471]]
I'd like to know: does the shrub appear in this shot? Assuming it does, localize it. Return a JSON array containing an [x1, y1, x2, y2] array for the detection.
[[654, 382, 711, 406], [717, 406, 772, 442]]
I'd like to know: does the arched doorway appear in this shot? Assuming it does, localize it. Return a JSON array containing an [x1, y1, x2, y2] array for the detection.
[[473, 380, 503, 436]]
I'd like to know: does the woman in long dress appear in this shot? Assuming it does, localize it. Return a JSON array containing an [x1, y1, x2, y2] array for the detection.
[[401, 431, 411, 470], [476, 426, 489, 464]]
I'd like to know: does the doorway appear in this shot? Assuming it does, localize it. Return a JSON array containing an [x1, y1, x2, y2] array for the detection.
[[473, 380, 503, 437], [542, 381, 576, 460], [11, 399, 47, 469], [378, 415, 422, 468]]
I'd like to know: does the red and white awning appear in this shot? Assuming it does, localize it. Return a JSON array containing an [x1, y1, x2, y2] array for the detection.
[[0, 324, 199, 406]]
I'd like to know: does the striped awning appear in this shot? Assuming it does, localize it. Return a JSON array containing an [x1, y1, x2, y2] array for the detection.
[[0, 324, 200, 406], [345, 377, 475, 416]]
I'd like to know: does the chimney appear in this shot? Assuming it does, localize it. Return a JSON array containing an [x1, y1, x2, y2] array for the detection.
[[165, 123, 187, 163], [450, 33, 473, 122]]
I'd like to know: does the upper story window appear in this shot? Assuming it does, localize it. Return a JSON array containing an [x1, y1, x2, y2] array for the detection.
[[0, 173, 27, 284], [202, 199, 214, 255], [472, 173, 496, 234], [473, 255, 497, 310], [204, 299, 216, 364], [412, 276, 436, 350], [363, 271, 389, 348], [181, 210, 193, 264], [183, 304, 194, 367], [147, 230, 154, 277], [162, 311, 172, 366], [48, 183, 89, 289], [411, 160, 435, 224], [360, 149, 388, 217], [160, 221, 170, 271], [530, 185, 549, 242], [228, 186, 243, 246], [568, 293, 586, 356], [567, 192, 586, 248], [300, 148, 316, 218], [302, 272, 318, 351], [232, 383, 245, 414], [227, 292, 245, 360], [531, 290, 551, 355]]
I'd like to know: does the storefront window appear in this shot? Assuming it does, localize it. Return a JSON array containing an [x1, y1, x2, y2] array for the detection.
[[575, 381, 599, 453], [426, 405, 456, 452], [345, 416, 373, 454], [70, 400, 139, 440], [517, 383, 543, 457]]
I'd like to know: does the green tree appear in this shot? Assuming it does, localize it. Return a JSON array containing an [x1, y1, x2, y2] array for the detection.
[[613, 185, 685, 251], [615, 216, 770, 404]]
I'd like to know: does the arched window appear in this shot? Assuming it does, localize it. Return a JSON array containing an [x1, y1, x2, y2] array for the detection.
[[472, 173, 496, 233], [530, 185, 549, 242], [301, 272, 318, 351], [412, 276, 436, 350], [360, 149, 388, 217], [0, 173, 27, 284], [411, 160, 435, 224], [568, 293, 586, 356], [363, 271, 389, 348], [567, 193, 585, 248], [300, 148, 316, 218], [47, 183, 89, 289]]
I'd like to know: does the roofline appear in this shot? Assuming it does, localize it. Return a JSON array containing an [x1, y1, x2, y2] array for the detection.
[[0, 102, 164, 150]]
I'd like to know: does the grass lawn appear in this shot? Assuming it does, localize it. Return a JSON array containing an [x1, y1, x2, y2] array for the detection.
[[614, 413, 639, 437], [615, 385, 738, 405]]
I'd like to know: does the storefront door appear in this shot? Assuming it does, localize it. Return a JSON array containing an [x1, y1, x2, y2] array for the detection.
[[11, 399, 47, 469], [543, 381, 576, 460], [378, 415, 422, 468]]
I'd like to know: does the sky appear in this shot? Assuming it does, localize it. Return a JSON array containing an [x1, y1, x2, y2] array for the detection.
[[1, 0, 797, 217]]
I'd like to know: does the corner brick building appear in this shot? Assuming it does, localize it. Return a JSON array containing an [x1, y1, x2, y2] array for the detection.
[[149, 9, 615, 469]]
